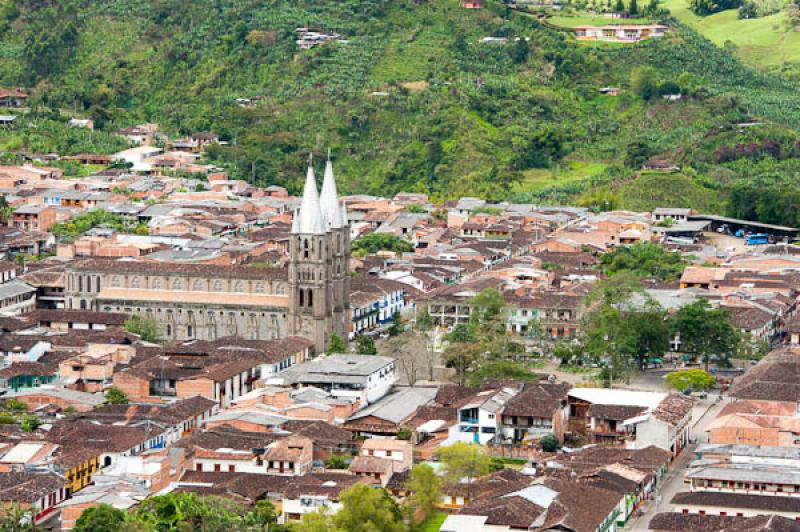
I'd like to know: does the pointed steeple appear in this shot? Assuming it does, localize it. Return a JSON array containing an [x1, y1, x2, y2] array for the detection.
[[320, 149, 343, 230], [292, 156, 325, 235]]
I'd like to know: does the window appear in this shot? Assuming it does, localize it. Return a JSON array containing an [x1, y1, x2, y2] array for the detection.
[[234, 281, 245, 292], [255, 283, 266, 294], [111, 275, 121, 288], [131, 277, 141, 289], [213, 280, 224, 291], [151, 278, 162, 289], [192, 279, 204, 291], [172, 278, 184, 290], [214, 464, 221, 472]]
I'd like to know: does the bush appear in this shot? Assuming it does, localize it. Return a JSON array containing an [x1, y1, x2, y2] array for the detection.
[[540, 433, 559, 452]]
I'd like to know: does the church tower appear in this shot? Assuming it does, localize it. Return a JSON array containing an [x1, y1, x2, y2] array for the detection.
[[288, 154, 350, 353]]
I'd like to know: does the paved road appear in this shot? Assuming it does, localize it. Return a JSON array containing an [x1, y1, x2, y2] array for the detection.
[[625, 393, 730, 530]]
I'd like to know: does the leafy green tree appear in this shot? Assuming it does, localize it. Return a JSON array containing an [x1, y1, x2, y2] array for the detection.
[[397, 426, 413, 440], [467, 361, 539, 386], [631, 66, 659, 101], [470, 288, 507, 331], [670, 300, 740, 369], [331, 484, 404, 532], [356, 335, 377, 355], [583, 277, 669, 370], [615, 0, 626, 11], [352, 234, 414, 255], [599, 242, 688, 282], [510, 38, 529, 64], [666, 368, 715, 392], [327, 333, 347, 354], [249, 499, 279, 531], [20, 416, 41, 433], [629, 0, 640, 14], [540, 433, 559, 452], [74, 504, 127, 532], [105, 387, 128, 405], [404, 464, 442, 525], [131, 492, 250, 530], [324, 455, 350, 469], [436, 442, 493, 499], [124, 315, 161, 343]]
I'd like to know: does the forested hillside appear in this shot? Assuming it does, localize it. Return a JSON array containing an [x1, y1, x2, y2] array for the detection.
[[2, 0, 800, 222]]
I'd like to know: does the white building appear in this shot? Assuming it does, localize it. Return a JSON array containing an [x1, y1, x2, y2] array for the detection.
[[269, 354, 396, 407], [447, 387, 516, 445]]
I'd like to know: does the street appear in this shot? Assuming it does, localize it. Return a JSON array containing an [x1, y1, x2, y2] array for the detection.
[[624, 392, 730, 530]]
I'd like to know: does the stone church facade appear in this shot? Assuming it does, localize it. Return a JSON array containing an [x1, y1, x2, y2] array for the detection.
[[64, 158, 350, 353]]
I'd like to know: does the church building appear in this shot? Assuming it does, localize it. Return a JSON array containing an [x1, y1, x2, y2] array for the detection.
[[63, 157, 351, 353]]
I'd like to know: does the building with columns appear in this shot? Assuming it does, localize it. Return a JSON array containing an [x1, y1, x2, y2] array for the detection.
[[63, 158, 350, 353]]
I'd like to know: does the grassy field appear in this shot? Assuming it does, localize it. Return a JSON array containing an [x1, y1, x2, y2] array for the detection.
[[662, 0, 800, 68], [548, 14, 654, 27], [513, 160, 607, 193]]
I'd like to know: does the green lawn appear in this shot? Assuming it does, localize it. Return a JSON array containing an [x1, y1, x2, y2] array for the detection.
[[662, 0, 800, 68], [420, 511, 448, 532], [548, 14, 654, 27], [513, 160, 607, 193]]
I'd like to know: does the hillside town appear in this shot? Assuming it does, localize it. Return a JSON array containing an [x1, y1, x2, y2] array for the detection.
[[0, 127, 799, 532]]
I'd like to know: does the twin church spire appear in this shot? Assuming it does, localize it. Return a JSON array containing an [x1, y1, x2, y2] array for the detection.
[[291, 152, 347, 235]]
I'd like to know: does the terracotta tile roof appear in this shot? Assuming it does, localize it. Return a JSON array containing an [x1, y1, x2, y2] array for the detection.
[[729, 347, 800, 401], [71, 258, 286, 280], [649, 512, 800, 532], [0, 471, 63, 504], [349, 455, 393, 474], [27, 309, 130, 326], [671, 491, 800, 513], [502, 382, 570, 418], [651, 393, 694, 426], [587, 404, 647, 421]]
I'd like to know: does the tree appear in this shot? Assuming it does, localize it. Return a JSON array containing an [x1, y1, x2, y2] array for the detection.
[[74, 504, 127, 532], [540, 433, 559, 452], [467, 360, 539, 387], [131, 492, 250, 530], [599, 242, 688, 282], [294, 511, 331, 532], [614, 0, 626, 12], [437, 443, 493, 500], [442, 339, 481, 387], [629, 0, 639, 13], [324, 455, 350, 469], [387, 311, 404, 337], [351, 234, 414, 255], [470, 288, 506, 331], [124, 315, 161, 343], [330, 484, 404, 532], [356, 335, 377, 355], [20, 416, 41, 433], [249, 500, 279, 531], [510, 38, 529, 64], [404, 464, 442, 525], [327, 333, 347, 354], [105, 387, 128, 405], [631, 66, 659, 101], [665, 369, 715, 392], [670, 300, 740, 369]]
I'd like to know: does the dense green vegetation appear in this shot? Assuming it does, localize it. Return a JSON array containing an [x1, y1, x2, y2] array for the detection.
[[51, 210, 149, 240], [599, 242, 689, 282], [352, 233, 414, 256], [2, 0, 800, 218]]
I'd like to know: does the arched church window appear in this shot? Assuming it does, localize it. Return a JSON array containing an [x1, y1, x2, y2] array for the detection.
[[152, 278, 162, 289], [192, 279, 204, 291], [172, 278, 184, 290], [303, 239, 309, 259], [213, 280, 224, 292], [131, 276, 141, 289], [255, 283, 266, 294], [111, 275, 121, 288], [234, 281, 245, 292]]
